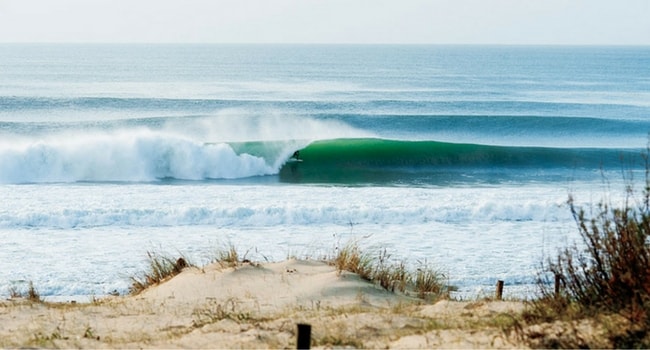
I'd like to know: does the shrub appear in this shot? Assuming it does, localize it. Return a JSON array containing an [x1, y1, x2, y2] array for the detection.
[[531, 178, 650, 347]]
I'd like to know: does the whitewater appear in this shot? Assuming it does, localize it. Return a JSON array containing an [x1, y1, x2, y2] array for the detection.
[[1, 44, 649, 299]]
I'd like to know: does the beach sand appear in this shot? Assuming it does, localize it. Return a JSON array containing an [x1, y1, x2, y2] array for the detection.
[[0, 259, 554, 348]]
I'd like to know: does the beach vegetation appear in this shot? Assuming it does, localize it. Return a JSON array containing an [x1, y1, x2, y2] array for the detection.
[[524, 169, 650, 347], [375, 248, 409, 293], [332, 240, 374, 281], [7, 281, 41, 302], [8, 286, 21, 299], [129, 251, 192, 295], [192, 298, 253, 328], [214, 244, 241, 268], [414, 260, 445, 299], [27, 282, 40, 302], [332, 240, 448, 300]]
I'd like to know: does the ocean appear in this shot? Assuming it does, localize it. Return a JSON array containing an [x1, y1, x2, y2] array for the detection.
[[1, 44, 649, 300]]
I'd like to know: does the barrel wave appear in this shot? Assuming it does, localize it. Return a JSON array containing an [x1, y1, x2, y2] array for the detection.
[[1, 133, 640, 185], [279, 138, 643, 185]]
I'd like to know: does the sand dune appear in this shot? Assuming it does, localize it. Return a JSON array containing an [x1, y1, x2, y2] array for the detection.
[[0, 259, 531, 348]]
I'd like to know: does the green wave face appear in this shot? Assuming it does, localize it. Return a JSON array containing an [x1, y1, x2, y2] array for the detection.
[[278, 138, 642, 185]]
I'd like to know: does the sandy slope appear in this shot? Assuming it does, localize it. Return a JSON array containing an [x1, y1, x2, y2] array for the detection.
[[0, 259, 529, 348]]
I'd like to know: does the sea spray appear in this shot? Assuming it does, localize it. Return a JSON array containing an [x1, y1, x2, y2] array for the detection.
[[0, 129, 274, 183]]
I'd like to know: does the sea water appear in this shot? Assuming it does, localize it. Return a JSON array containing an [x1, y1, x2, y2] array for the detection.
[[1, 44, 649, 299]]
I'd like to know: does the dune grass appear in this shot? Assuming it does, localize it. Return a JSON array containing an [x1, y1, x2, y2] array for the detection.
[[125, 239, 448, 302], [129, 251, 191, 295], [332, 241, 374, 281], [331, 240, 448, 300], [213, 244, 242, 268], [129, 244, 254, 295], [7, 281, 41, 302], [414, 260, 445, 299]]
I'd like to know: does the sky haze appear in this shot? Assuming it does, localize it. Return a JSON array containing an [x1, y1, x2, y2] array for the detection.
[[0, 0, 648, 45]]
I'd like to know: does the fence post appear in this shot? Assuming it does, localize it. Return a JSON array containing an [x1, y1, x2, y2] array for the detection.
[[554, 274, 561, 297], [496, 280, 504, 300], [297, 323, 311, 349]]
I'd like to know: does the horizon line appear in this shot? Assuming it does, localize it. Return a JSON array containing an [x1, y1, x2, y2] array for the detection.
[[1, 42, 649, 47]]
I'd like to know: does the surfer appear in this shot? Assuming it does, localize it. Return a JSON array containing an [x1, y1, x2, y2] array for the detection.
[[292, 150, 300, 160]]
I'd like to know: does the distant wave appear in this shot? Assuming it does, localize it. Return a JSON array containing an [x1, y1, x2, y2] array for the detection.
[[3, 96, 648, 119], [0, 96, 247, 111]]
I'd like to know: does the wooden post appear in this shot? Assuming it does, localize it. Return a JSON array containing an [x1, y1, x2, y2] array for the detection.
[[554, 274, 561, 297], [496, 280, 504, 300], [297, 323, 311, 350]]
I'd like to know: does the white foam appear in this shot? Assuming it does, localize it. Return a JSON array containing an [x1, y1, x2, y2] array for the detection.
[[0, 182, 617, 296], [0, 183, 582, 229], [0, 129, 274, 183], [0, 181, 624, 297], [0, 111, 374, 184]]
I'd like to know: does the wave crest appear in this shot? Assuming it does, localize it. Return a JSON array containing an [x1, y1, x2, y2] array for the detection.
[[0, 130, 275, 183]]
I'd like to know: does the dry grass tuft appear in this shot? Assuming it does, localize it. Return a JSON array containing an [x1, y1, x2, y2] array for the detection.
[[374, 249, 409, 293], [8, 286, 21, 299], [7, 281, 41, 302], [333, 241, 373, 281], [192, 298, 253, 328], [215, 244, 240, 268], [414, 261, 444, 299], [129, 251, 191, 295], [27, 282, 40, 302], [331, 240, 447, 300]]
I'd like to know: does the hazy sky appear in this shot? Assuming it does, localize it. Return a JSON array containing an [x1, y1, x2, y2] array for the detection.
[[0, 0, 648, 45]]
